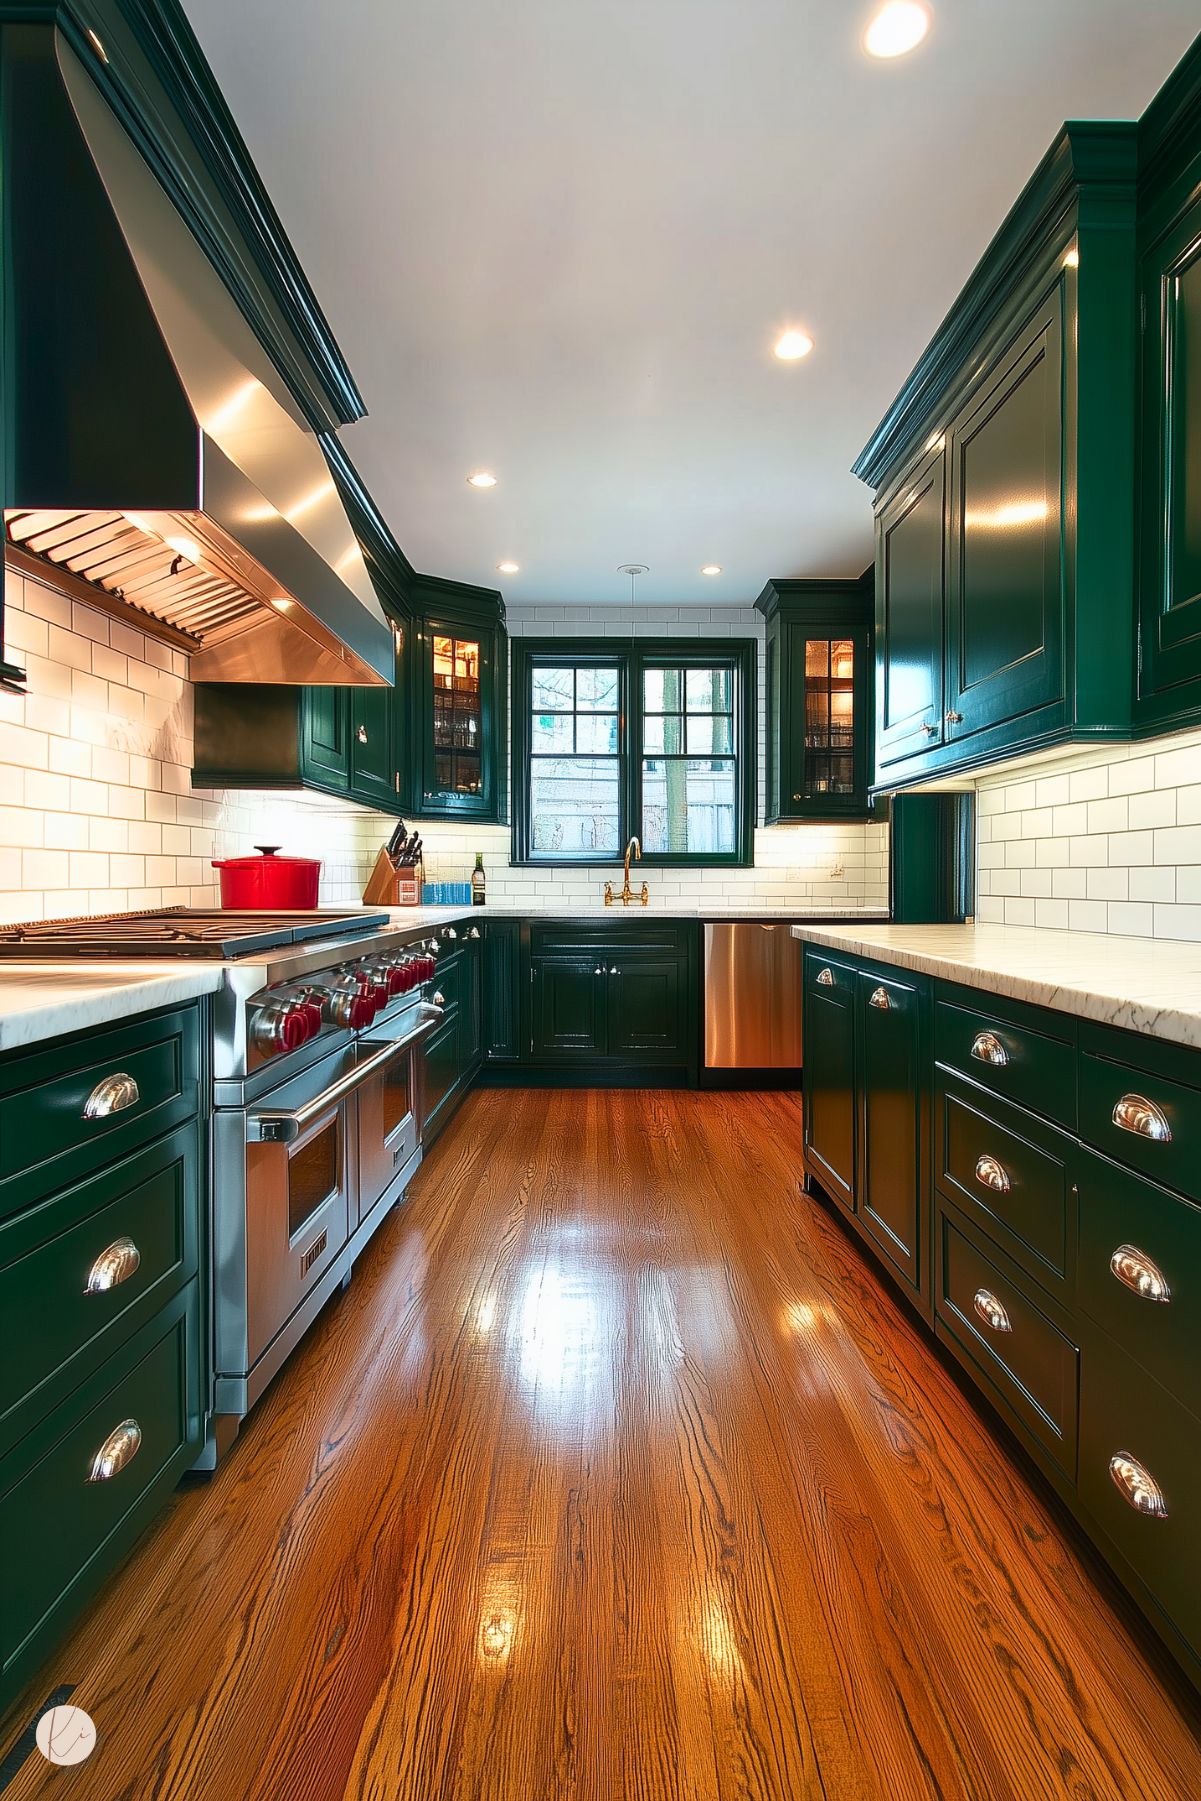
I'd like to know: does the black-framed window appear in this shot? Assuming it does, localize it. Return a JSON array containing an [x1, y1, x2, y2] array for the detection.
[[512, 637, 756, 866]]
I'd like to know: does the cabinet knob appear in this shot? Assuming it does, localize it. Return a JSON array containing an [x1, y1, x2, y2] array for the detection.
[[1112, 1093, 1172, 1142], [974, 1154, 1011, 1194], [920, 722, 938, 737], [83, 1071, 140, 1120], [816, 967, 835, 987], [945, 710, 963, 725], [467, 926, 480, 939], [972, 1288, 1012, 1333], [792, 792, 805, 801], [356, 724, 368, 744], [1109, 1244, 1171, 1303], [432, 991, 446, 1007], [609, 966, 619, 976], [594, 966, 603, 976], [84, 1236, 142, 1295], [1109, 1452, 1168, 1518], [868, 985, 891, 1010], [87, 1417, 142, 1483], [970, 1030, 1008, 1067]]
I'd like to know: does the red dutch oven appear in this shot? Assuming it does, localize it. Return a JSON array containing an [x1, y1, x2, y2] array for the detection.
[[211, 844, 322, 909]]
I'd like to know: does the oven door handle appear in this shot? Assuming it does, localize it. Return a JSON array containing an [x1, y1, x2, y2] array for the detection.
[[247, 1005, 444, 1144]]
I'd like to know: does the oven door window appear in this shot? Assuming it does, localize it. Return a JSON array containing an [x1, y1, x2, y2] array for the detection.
[[380, 1055, 413, 1144], [288, 1114, 341, 1240]]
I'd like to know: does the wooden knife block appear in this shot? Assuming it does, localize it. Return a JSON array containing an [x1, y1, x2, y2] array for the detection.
[[363, 848, 423, 906]]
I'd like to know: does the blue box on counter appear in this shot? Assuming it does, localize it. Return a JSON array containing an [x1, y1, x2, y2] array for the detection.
[[422, 881, 472, 905]]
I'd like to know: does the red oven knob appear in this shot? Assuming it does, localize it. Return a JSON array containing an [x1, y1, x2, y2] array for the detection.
[[349, 993, 376, 1030], [300, 1000, 323, 1038], [280, 1007, 309, 1052]]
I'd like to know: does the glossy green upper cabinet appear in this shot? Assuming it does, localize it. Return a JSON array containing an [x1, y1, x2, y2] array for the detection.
[[1136, 55, 1201, 731], [857, 124, 1140, 787], [413, 578, 507, 822], [300, 686, 350, 789], [756, 577, 873, 821]]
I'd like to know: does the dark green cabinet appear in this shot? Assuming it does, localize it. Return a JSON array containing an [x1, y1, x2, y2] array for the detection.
[[504, 923, 694, 1077], [482, 921, 521, 1063], [608, 959, 683, 1058], [802, 953, 857, 1210], [531, 959, 607, 1058], [857, 125, 1139, 786], [875, 446, 946, 765], [756, 578, 873, 821], [858, 969, 924, 1289], [801, 945, 928, 1302], [421, 933, 483, 1146], [414, 579, 507, 822], [1138, 179, 1201, 727], [301, 686, 350, 788], [349, 682, 398, 809], [946, 291, 1065, 742]]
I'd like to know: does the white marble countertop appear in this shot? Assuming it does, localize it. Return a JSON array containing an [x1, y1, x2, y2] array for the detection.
[[788, 921, 1201, 1051], [0, 965, 225, 1054], [383, 903, 892, 924]]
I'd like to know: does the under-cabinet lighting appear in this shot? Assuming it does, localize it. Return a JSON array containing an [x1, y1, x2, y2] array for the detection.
[[86, 27, 109, 63], [1064, 247, 1080, 269]]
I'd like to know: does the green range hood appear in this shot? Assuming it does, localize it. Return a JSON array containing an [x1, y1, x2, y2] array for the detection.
[[0, 22, 392, 685]]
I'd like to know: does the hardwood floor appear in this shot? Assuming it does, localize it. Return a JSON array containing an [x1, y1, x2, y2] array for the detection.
[[5, 1088, 1201, 1799]]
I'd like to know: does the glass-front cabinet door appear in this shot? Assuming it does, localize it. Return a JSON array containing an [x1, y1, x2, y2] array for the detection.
[[757, 577, 873, 821], [414, 582, 507, 820]]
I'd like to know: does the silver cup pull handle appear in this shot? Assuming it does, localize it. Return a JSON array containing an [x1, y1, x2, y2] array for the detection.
[[1112, 1094, 1172, 1142], [84, 1236, 142, 1295], [87, 1418, 142, 1483], [868, 985, 891, 1010], [972, 1288, 1012, 1333], [974, 1154, 1011, 1194], [1109, 1452, 1168, 1518], [83, 1072, 140, 1120], [970, 1031, 1008, 1067], [816, 967, 834, 987], [1109, 1244, 1171, 1303]]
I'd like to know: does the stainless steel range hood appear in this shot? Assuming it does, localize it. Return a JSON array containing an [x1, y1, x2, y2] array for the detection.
[[0, 25, 392, 685]]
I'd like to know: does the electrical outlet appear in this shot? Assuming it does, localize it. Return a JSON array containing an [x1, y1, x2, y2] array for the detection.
[[827, 855, 845, 878]]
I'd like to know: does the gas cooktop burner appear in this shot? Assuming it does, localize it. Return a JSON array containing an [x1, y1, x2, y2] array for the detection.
[[0, 906, 392, 959]]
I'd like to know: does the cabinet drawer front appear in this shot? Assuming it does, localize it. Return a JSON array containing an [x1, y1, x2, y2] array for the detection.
[[1079, 1030, 1200, 1203], [1079, 1327, 1201, 1657], [1078, 1149, 1201, 1416], [530, 922, 689, 959], [0, 1287, 199, 1683], [430, 946, 466, 1016], [936, 1211, 1078, 1473], [803, 948, 857, 1001], [0, 1007, 200, 1218], [0, 1125, 199, 1454], [935, 993, 1076, 1129], [937, 1079, 1072, 1292]]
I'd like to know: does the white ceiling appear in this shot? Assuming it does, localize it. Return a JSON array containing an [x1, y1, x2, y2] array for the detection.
[[185, 0, 1199, 606]]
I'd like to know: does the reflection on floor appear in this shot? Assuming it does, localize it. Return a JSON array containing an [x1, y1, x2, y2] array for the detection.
[[6, 1088, 1201, 1799]]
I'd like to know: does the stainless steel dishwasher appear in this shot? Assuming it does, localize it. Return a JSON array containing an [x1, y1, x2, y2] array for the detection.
[[703, 923, 804, 1076]]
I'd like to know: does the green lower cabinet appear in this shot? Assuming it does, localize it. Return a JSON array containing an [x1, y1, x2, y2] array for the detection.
[[858, 969, 925, 1291], [420, 940, 482, 1146], [608, 960, 683, 1060], [482, 921, 521, 1063], [801, 947, 928, 1302], [0, 1281, 203, 1710], [531, 958, 607, 1058], [802, 951, 857, 1211]]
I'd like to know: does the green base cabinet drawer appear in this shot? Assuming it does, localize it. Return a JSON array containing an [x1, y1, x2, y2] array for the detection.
[[0, 1123, 199, 1457], [1079, 1024, 1201, 1204], [1078, 1147, 1201, 1418], [421, 1011, 464, 1146], [935, 988, 1077, 1129], [1080, 1325, 1201, 1663], [936, 1077, 1074, 1300], [0, 1283, 202, 1707], [529, 921, 690, 958], [802, 951, 857, 1212], [0, 1006, 201, 1219], [936, 1208, 1078, 1477], [859, 968, 924, 1293]]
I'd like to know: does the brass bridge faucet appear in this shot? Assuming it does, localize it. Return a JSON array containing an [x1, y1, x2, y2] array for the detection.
[[605, 836, 649, 907]]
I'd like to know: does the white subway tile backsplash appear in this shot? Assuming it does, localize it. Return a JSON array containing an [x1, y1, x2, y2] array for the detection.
[[976, 730, 1201, 944]]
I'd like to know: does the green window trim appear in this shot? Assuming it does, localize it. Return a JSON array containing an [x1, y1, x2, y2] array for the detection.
[[511, 637, 757, 867]]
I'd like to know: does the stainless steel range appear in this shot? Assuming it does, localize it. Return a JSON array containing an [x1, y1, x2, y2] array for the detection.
[[0, 906, 467, 1466]]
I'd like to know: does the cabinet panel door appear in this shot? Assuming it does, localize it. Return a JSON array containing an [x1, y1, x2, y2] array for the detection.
[[876, 449, 946, 766], [349, 685, 395, 808], [482, 922, 521, 1062], [301, 688, 349, 788], [419, 616, 501, 818], [859, 970, 923, 1291], [947, 292, 1065, 741], [1139, 196, 1201, 711], [803, 955, 856, 1211], [530, 959, 606, 1058], [787, 621, 871, 816], [608, 959, 683, 1059]]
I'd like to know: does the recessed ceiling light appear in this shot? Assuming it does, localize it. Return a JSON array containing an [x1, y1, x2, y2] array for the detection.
[[467, 471, 497, 489], [773, 329, 814, 361], [497, 561, 520, 575], [701, 565, 722, 576], [864, 1, 930, 59]]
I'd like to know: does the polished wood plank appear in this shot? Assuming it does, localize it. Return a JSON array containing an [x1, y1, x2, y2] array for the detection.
[[5, 1088, 1201, 1799]]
